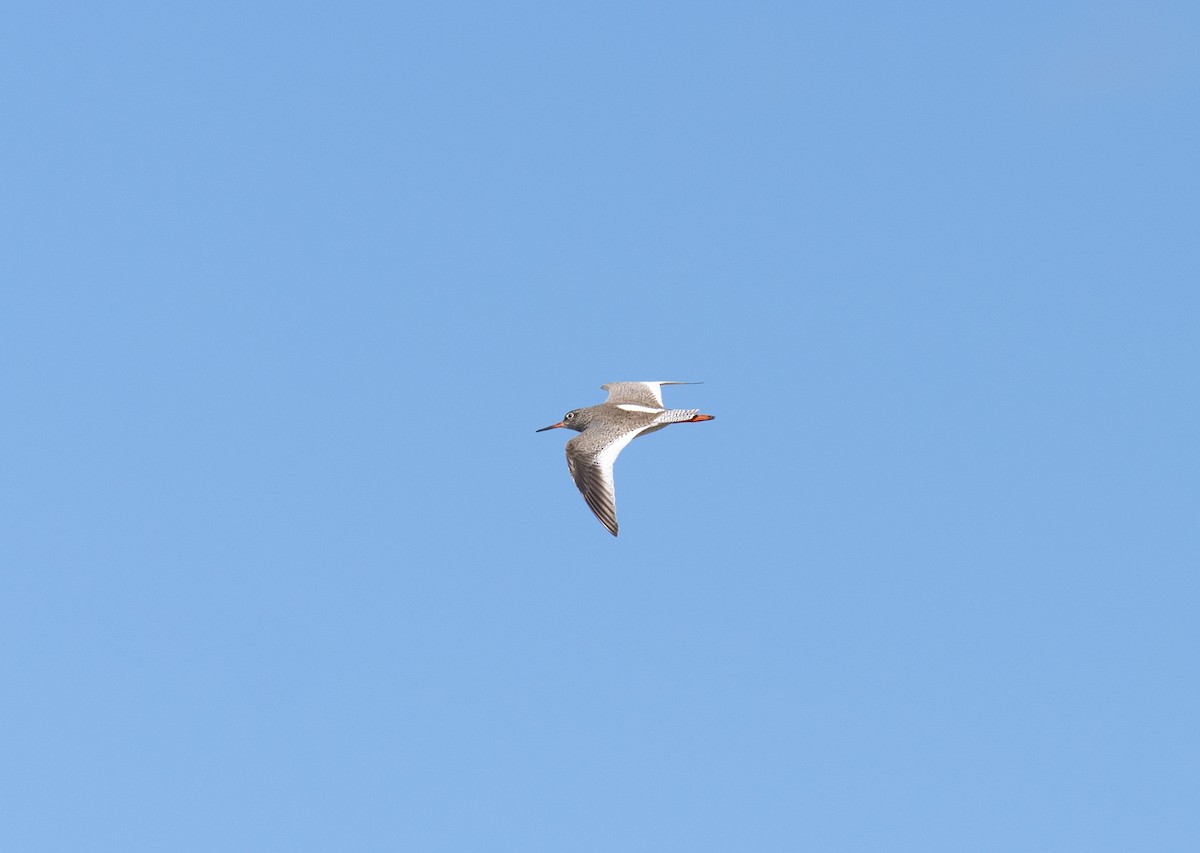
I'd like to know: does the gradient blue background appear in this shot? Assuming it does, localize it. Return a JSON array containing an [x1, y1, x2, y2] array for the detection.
[[3, 2, 1198, 850]]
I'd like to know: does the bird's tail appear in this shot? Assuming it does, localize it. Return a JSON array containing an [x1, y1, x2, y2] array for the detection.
[[662, 408, 715, 424]]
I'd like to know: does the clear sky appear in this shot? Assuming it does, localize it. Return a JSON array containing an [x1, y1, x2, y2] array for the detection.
[[3, 2, 1198, 851]]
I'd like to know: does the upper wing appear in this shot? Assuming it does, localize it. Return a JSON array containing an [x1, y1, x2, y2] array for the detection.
[[601, 381, 699, 409], [564, 426, 645, 536]]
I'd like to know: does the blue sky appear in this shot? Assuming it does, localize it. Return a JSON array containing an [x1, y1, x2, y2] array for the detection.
[[3, 2, 1198, 850]]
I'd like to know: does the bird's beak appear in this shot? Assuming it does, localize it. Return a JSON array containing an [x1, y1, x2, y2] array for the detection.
[[536, 422, 565, 432]]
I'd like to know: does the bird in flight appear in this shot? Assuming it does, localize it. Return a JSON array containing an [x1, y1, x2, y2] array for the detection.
[[536, 381, 714, 536]]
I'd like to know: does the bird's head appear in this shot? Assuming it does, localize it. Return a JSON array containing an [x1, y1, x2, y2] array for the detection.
[[535, 408, 593, 433]]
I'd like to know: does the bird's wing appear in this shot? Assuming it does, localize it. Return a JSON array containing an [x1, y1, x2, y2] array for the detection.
[[601, 381, 698, 409], [564, 426, 646, 536]]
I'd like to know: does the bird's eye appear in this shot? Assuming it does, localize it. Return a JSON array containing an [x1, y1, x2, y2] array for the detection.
[[564, 412, 575, 420]]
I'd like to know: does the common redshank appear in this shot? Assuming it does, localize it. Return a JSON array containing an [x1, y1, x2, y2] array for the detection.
[[536, 381, 714, 536]]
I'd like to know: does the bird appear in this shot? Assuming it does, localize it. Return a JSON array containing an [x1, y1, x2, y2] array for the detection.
[[536, 381, 714, 536]]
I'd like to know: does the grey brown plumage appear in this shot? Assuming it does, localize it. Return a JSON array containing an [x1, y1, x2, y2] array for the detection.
[[537, 381, 714, 536]]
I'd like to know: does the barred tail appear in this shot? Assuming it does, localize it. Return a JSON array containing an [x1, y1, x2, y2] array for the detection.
[[663, 408, 715, 424]]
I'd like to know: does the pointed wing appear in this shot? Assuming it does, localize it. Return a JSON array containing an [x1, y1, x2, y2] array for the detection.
[[564, 426, 645, 536], [601, 381, 698, 409]]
